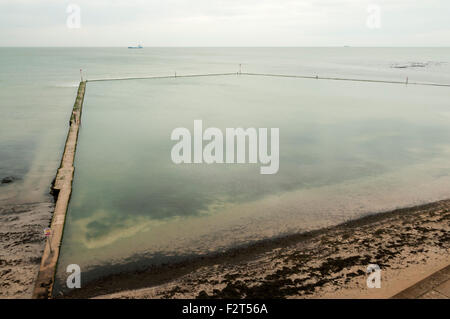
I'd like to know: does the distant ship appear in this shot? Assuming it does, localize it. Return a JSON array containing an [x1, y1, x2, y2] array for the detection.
[[128, 44, 143, 49]]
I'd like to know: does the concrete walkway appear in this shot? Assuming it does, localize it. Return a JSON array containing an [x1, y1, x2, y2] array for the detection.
[[32, 81, 86, 299], [392, 265, 450, 299]]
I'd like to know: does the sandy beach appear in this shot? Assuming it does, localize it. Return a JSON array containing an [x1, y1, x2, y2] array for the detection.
[[56, 199, 450, 299], [0, 200, 53, 298]]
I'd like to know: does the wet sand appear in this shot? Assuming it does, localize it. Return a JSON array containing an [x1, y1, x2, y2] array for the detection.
[[0, 201, 53, 298], [64, 199, 449, 299]]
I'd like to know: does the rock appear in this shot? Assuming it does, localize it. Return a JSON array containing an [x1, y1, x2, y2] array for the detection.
[[1, 176, 16, 184]]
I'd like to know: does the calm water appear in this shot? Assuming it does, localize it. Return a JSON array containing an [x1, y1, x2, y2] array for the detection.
[[1, 48, 449, 290], [2, 47, 450, 205]]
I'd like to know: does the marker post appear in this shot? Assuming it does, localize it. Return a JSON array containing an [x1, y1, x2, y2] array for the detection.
[[44, 228, 52, 254]]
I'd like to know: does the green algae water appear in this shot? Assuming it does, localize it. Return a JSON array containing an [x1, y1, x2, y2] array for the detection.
[[55, 72, 450, 291]]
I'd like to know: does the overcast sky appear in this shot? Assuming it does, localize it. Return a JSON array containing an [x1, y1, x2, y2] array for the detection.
[[0, 0, 449, 46]]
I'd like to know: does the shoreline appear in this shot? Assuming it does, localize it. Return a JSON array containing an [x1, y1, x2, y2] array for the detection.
[[61, 199, 449, 299], [0, 81, 86, 299]]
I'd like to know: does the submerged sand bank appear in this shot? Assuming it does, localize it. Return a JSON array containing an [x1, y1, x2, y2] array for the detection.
[[89, 199, 449, 299]]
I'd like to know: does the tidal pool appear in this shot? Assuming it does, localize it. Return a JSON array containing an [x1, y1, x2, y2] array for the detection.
[[55, 74, 450, 291]]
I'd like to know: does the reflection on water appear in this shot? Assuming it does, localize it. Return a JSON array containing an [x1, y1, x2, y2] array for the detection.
[[54, 74, 450, 291]]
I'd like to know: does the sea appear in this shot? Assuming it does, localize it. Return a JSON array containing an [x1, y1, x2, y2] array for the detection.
[[0, 48, 449, 292]]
